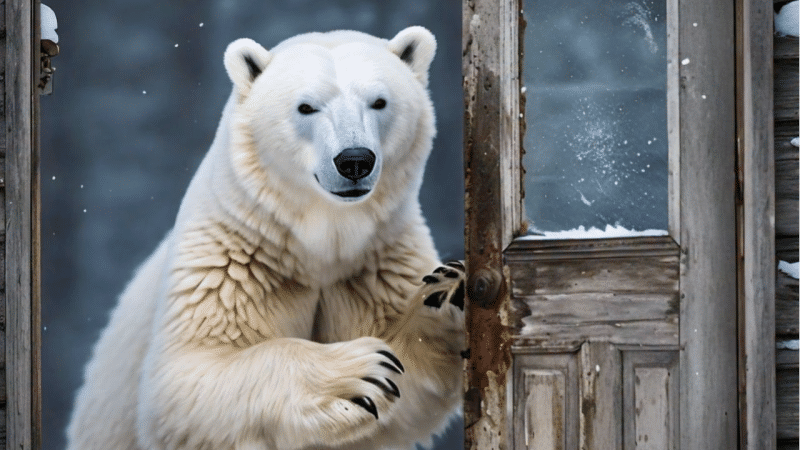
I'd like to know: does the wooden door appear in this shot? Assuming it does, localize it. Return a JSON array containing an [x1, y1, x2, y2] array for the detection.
[[460, 0, 766, 448]]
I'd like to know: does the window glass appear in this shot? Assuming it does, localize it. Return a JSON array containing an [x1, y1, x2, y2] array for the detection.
[[523, 0, 668, 235]]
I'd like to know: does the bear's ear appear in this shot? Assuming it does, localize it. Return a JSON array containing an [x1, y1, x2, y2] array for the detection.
[[388, 26, 437, 87], [224, 38, 272, 95]]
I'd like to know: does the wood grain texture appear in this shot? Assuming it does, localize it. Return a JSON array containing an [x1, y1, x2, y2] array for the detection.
[[513, 352, 578, 450], [679, 0, 739, 446], [774, 36, 799, 59], [522, 369, 565, 450], [774, 121, 799, 162], [777, 440, 799, 450], [622, 351, 679, 450], [509, 256, 679, 296], [775, 120, 800, 262], [462, 0, 519, 448], [578, 342, 620, 450], [5, 0, 35, 448], [775, 270, 799, 336], [507, 239, 680, 348], [738, 0, 777, 447], [776, 364, 798, 439], [774, 59, 799, 121]]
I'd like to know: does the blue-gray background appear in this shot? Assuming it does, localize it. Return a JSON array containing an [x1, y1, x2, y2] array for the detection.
[[39, 1, 464, 449]]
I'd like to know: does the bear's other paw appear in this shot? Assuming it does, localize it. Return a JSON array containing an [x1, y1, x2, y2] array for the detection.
[[419, 261, 466, 312]]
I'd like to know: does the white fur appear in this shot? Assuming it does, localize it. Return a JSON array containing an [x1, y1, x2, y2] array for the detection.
[[66, 27, 462, 450]]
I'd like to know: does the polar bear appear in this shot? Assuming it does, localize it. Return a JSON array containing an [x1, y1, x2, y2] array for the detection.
[[66, 26, 465, 450]]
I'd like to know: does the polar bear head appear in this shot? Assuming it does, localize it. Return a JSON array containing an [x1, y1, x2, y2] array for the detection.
[[222, 27, 436, 206], [219, 28, 437, 265]]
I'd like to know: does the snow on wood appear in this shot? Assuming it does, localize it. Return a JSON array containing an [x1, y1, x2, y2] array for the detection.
[[778, 261, 799, 279], [523, 224, 668, 240], [775, 1, 799, 37], [41, 4, 58, 43]]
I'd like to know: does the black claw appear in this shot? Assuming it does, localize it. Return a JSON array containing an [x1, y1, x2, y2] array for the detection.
[[446, 261, 465, 270], [351, 396, 378, 420], [377, 350, 405, 373], [422, 275, 438, 284], [444, 270, 460, 279], [383, 377, 401, 398], [433, 266, 448, 274], [379, 361, 403, 374], [451, 282, 465, 310], [423, 291, 446, 308], [362, 376, 400, 399]]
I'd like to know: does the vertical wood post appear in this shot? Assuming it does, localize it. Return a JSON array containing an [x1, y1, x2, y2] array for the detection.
[[737, 0, 776, 447], [5, 0, 39, 448], [462, 0, 521, 448], [678, 0, 739, 447]]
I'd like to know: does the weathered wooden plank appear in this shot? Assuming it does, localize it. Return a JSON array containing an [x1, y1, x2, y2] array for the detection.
[[776, 237, 798, 263], [775, 200, 798, 238], [776, 365, 799, 439], [774, 59, 799, 121], [777, 439, 799, 450], [5, 0, 35, 449], [506, 236, 679, 261], [776, 158, 799, 197], [0, 407, 6, 449], [463, 0, 520, 447], [775, 120, 800, 262], [515, 321, 679, 349], [776, 270, 799, 336], [509, 256, 679, 296], [679, 0, 739, 446], [521, 369, 565, 450], [634, 369, 671, 449], [738, 1, 777, 448], [513, 352, 578, 450], [774, 36, 799, 59], [578, 342, 621, 449], [517, 292, 678, 328], [623, 351, 679, 450], [774, 121, 798, 162]]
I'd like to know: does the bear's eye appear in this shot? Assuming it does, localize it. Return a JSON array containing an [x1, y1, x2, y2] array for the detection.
[[371, 98, 387, 110], [298, 103, 318, 115]]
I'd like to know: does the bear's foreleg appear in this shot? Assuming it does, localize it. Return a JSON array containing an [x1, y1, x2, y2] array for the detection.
[[347, 262, 466, 450], [136, 335, 408, 450]]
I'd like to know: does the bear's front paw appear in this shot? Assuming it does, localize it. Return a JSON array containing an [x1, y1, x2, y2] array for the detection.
[[420, 261, 466, 312], [321, 337, 404, 421]]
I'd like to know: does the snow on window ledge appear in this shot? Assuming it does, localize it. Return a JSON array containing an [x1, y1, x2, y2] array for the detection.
[[778, 261, 799, 279], [522, 224, 669, 240]]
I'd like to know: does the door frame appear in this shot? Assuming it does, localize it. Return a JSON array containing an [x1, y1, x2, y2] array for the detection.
[[462, 0, 774, 448]]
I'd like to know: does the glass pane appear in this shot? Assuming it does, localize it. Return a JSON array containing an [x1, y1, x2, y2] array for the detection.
[[523, 0, 668, 236]]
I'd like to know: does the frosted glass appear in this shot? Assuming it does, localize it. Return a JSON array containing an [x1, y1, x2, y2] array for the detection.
[[523, 0, 668, 234]]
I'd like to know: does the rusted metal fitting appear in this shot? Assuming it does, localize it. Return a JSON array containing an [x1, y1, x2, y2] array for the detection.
[[468, 267, 501, 308]]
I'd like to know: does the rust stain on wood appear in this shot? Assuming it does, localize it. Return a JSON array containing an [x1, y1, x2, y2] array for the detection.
[[462, 1, 514, 448]]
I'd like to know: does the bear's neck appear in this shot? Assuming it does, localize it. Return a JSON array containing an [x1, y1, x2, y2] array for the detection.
[[180, 138, 420, 286]]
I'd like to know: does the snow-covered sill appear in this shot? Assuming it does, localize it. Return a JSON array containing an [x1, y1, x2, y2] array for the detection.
[[522, 225, 669, 240], [777, 340, 799, 351]]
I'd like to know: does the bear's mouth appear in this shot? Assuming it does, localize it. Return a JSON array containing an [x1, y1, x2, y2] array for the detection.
[[332, 189, 370, 198]]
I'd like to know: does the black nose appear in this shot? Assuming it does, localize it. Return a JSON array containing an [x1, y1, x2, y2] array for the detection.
[[333, 147, 376, 182]]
